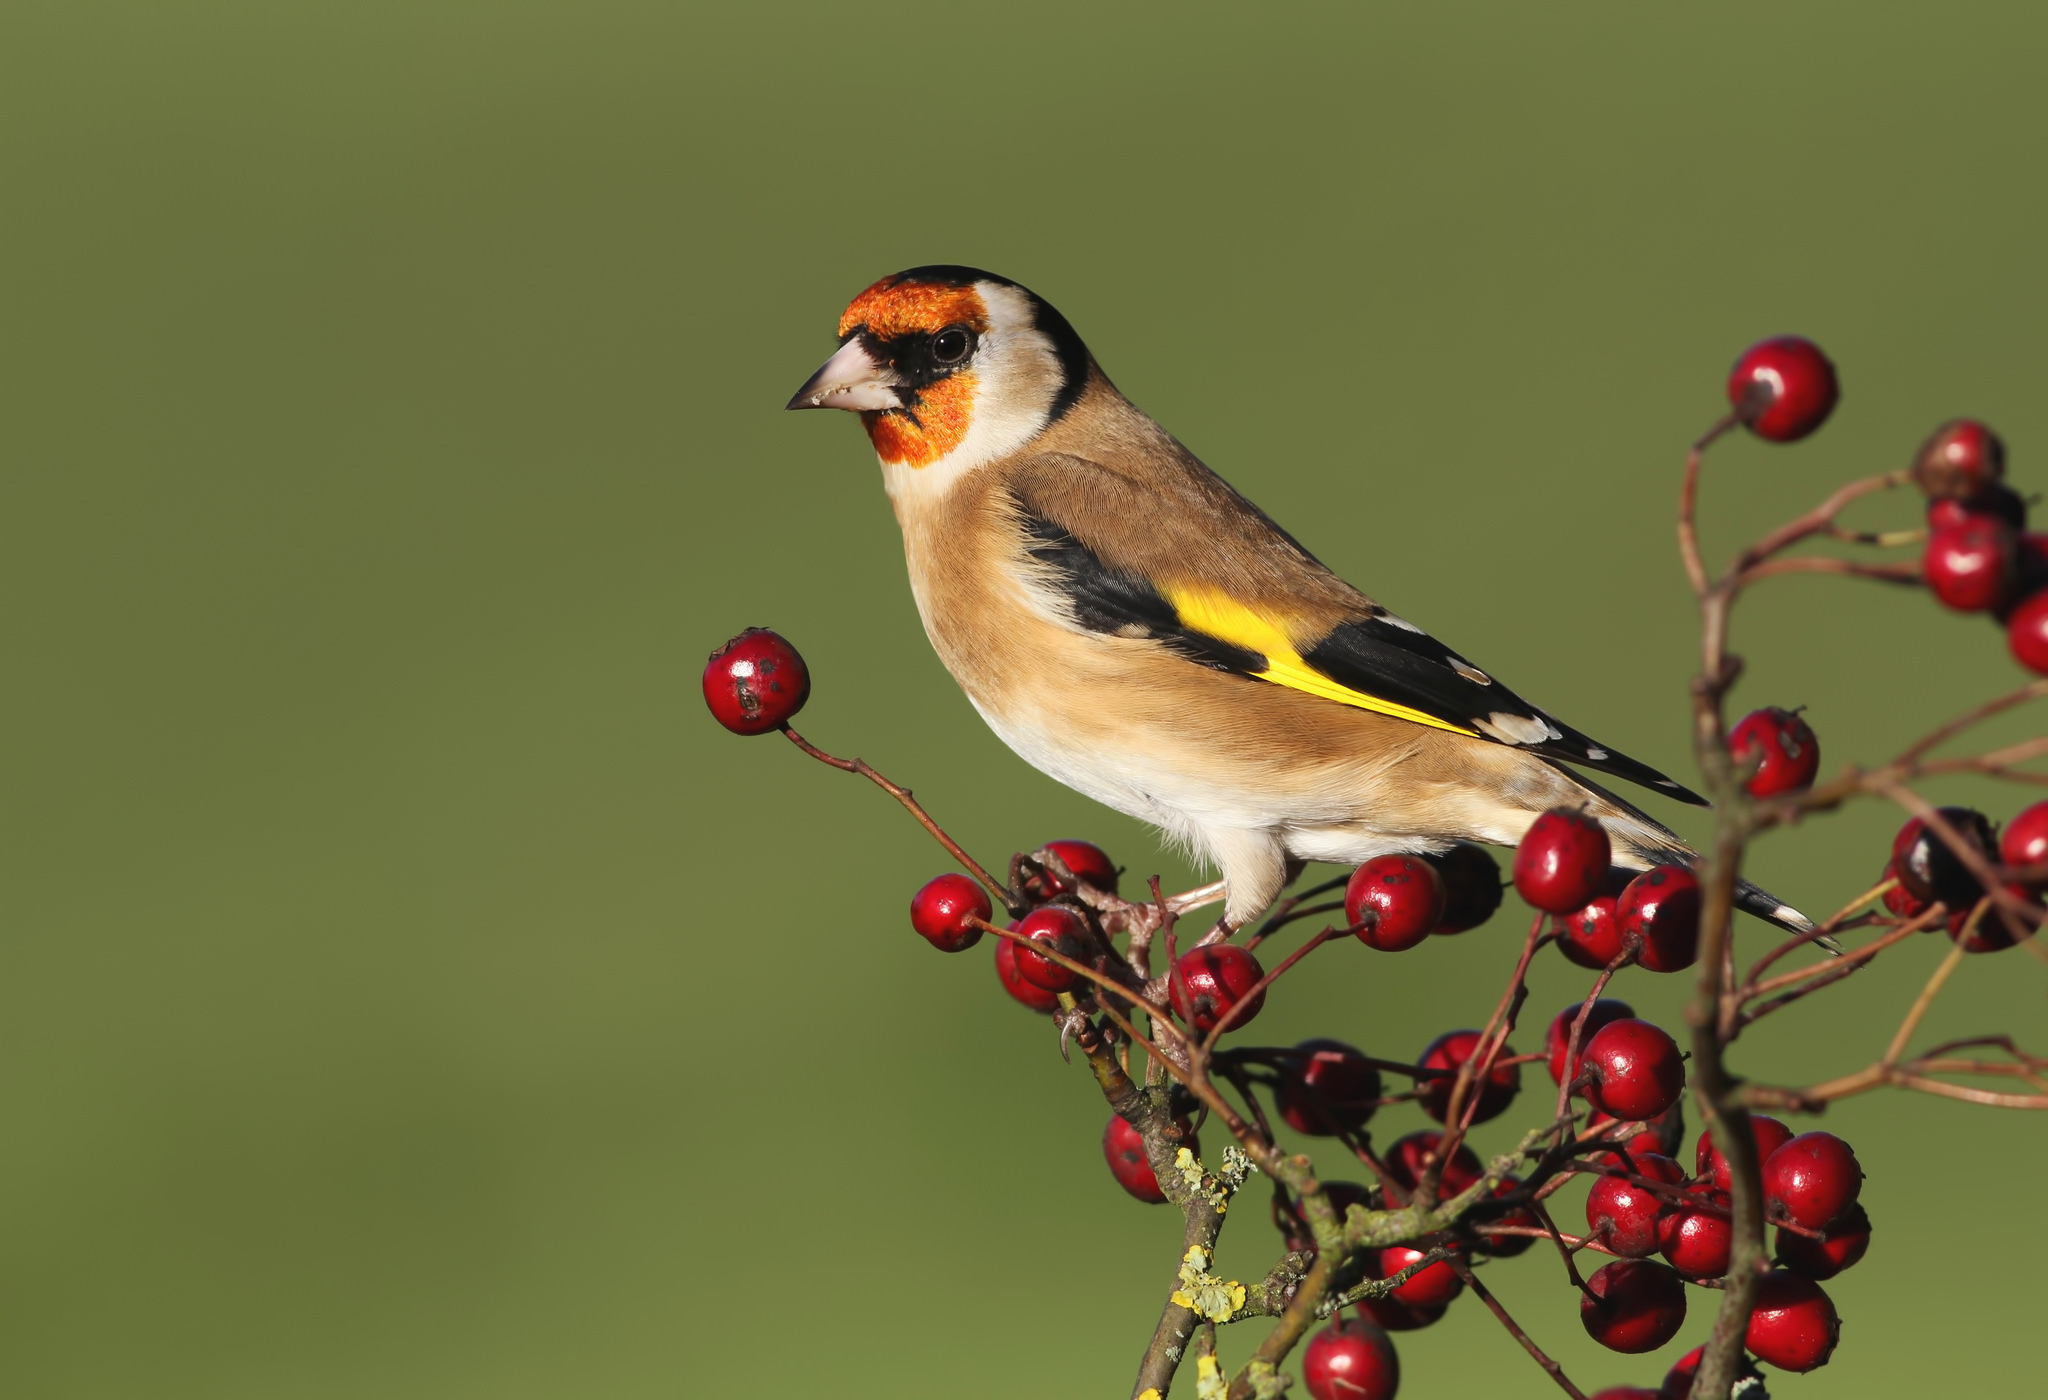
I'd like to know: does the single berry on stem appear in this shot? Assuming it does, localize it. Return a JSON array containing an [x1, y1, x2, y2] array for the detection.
[[1744, 1270, 1841, 1372], [1377, 1245, 1463, 1309], [1763, 1131, 1863, 1229], [1513, 808, 1612, 914], [1102, 1114, 1192, 1204], [993, 934, 1061, 1013], [2000, 799, 2048, 885], [1695, 1114, 1795, 1193], [1924, 516, 2018, 613], [1416, 1028, 1520, 1125], [1656, 1183, 1733, 1278], [1616, 865, 1702, 973], [1912, 418, 2006, 499], [1383, 1130, 1482, 1198], [1554, 891, 1626, 969], [1029, 839, 1119, 898], [1890, 807, 1997, 908], [1776, 1202, 1872, 1280], [2009, 590, 2048, 676], [1011, 905, 1091, 993], [1580, 1259, 1688, 1353], [1729, 706, 1821, 796], [1346, 854, 1447, 951], [1580, 1019, 1686, 1122], [1171, 943, 1267, 1034], [701, 627, 811, 735], [1422, 841, 1503, 933], [1726, 335, 1839, 442], [1277, 1038, 1384, 1136], [1585, 1153, 1685, 1258], [1302, 1318, 1401, 1400], [909, 873, 990, 952], [1545, 998, 1637, 1085]]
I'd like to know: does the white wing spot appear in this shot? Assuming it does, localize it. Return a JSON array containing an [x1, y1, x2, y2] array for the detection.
[[1379, 613, 1426, 634], [1475, 712, 1555, 746], [1585, 747, 1608, 761], [1450, 657, 1492, 685]]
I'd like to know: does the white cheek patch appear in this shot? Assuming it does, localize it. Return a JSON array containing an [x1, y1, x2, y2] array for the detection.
[[1474, 711, 1562, 746]]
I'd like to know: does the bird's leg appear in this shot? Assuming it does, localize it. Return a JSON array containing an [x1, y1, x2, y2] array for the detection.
[[1191, 915, 1238, 949], [1164, 878, 1228, 916]]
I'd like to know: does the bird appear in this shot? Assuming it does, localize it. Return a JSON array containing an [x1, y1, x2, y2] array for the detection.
[[785, 265, 1810, 935]]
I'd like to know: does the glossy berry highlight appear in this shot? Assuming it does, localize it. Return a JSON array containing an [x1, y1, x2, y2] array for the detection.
[[2009, 589, 2048, 675], [1345, 855, 1447, 951], [1416, 1029, 1520, 1125], [1912, 418, 2006, 500], [1580, 1259, 1687, 1354], [1378, 1245, 1463, 1309], [1580, 1019, 1686, 1122], [1616, 865, 1701, 973], [1545, 999, 1637, 1086], [1032, 839, 1119, 897], [992, 934, 1060, 1013], [1553, 891, 1625, 970], [1171, 943, 1267, 1035], [1729, 706, 1820, 797], [1695, 1114, 1795, 1193], [1302, 1318, 1400, 1400], [1656, 1184, 1733, 1278], [1727, 335, 1839, 442], [1776, 1202, 1872, 1280], [1011, 906, 1090, 993], [1744, 1270, 1841, 1372], [1585, 1152, 1684, 1258], [702, 627, 811, 735], [1513, 808, 1612, 914], [909, 873, 990, 952], [1763, 1131, 1863, 1229], [1924, 516, 2017, 613]]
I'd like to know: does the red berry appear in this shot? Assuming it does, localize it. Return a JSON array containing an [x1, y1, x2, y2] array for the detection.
[[1102, 1115, 1170, 1203], [701, 628, 811, 735], [1580, 1259, 1688, 1354], [1890, 806, 1996, 908], [1513, 809, 1612, 914], [1423, 841, 1503, 933], [1277, 1039, 1384, 1136], [1657, 1184, 1732, 1278], [1694, 1114, 1795, 1193], [1416, 1029, 1520, 1125], [1762, 1132, 1863, 1229], [1012, 906, 1090, 992], [992, 933, 1060, 1013], [2000, 800, 2048, 885], [1950, 890, 2030, 953], [1345, 855, 1447, 951], [1553, 893, 1625, 969], [908, 873, 990, 952], [1930, 485, 2029, 532], [1660, 1348, 1763, 1400], [1378, 1245, 1462, 1310], [1545, 999, 1637, 1086], [1744, 1270, 1841, 1372], [1776, 1202, 1872, 1280], [1033, 839, 1120, 897], [1728, 707, 1821, 797], [1585, 1153, 1685, 1258], [1616, 866, 1702, 973], [1581, 1020, 1686, 1122], [1912, 418, 2007, 500], [1924, 516, 2018, 612], [1302, 1318, 1401, 1400], [1726, 335, 1839, 443], [2010, 590, 2048, 675], [1475, 1176, 1538, 1258], [1356, 1293, 1446, 1332], [1383, 1130, 1482, 1199], [1591, 1390, 1661, 1400], [1171, 943, 1267, 1034]]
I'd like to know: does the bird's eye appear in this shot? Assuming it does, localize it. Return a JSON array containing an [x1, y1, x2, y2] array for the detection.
[[931, 325, 973, 366]]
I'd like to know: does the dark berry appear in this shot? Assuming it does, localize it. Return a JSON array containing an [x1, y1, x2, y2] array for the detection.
[[1356, 1293, 1446, 1332], [908, 873, 990, 952], [1553, 888, 1627, 970], [1890, 806, 1996, 908], [1695, 1114, 1795, 1193], [2001, 800, 2048, 885], [1345, 855, 1447, 951], [1513, 808, 1612, 914], [1744, 1270, 1841, 1372], [1581, 1020, 1686, 1122], [1383, 1130, 1482, 1199], [1656, 1184, 1732, 1278], [1102, 1114, 1170, 1203], [1617, 865, 1701, 973], [1030, 839, 1119, 897], [1763, 1132, 1863, 1229], [1930, 484, 2029, 533], [1585, 1153, 1684, 1258], [1924, 516, 2018, 612], [1422, 841, 1503, 933], [1591, 1390, 1662, 1400], [1302, 1318, 1400, 1400], [1416, 1029, 1520, 1125], [1277, 1039, 1384, 1136], [2010, 590, 2048, 675], [1661, 1347, 1763, 1400], [993, 933, 1060, 1013], [1012, 906, 1090, 992], [1378, 1244, 1462, 1309], [1171, 943, 1267, 1035], [1475, 1176, 1538, 1258], [1727, 336, 1839, 442], [1950, 891, 2029, 953], [1729, 706, 1821, 797], [701, 627, 810, 734], [1545, 999, 1638, 1086], [1580, 1259, 1688, 1354], [1776, 1201, 1872, 1280], [1912, 419, 2007, 500]]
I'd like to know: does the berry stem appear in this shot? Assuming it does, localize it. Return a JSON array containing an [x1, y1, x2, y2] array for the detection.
[[1448, 1257, 1590, 1400]]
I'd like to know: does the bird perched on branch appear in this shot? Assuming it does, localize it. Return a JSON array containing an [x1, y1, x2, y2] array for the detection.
[[786, 266, 1809, 934]]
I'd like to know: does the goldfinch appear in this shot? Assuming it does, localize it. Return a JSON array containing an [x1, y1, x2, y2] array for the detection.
[[786, 266, 1808, 933]]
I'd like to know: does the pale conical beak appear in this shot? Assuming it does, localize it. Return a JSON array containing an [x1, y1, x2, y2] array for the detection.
[[785, 338, 903, 412]]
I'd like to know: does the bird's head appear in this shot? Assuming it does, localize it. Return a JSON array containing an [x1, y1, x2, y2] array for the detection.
[[786, 266, 1093, 474]]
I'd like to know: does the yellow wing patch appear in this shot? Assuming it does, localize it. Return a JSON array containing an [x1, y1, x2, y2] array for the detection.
[[1162, 584, 1477, 737]]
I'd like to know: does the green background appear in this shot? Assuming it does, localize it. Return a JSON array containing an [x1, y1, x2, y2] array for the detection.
[[5, 3, 2044, 1395]]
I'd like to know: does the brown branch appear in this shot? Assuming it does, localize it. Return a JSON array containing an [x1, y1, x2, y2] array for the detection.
[[1451, 1257, 1590, 1400]]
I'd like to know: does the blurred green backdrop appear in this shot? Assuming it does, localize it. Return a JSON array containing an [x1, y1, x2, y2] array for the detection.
[[5, 3, 2045, 1396]]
